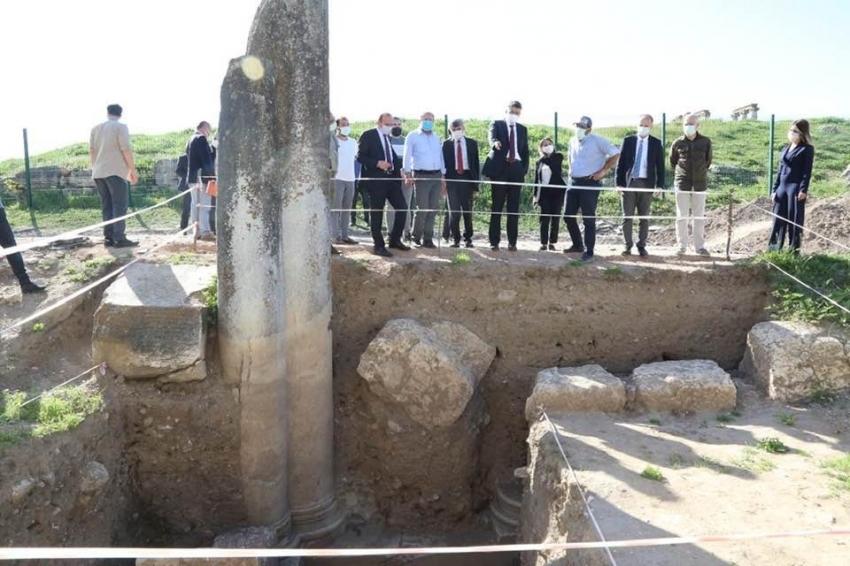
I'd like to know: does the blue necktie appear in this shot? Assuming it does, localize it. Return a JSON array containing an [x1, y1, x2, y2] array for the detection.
[[633, 139, 644, 181]]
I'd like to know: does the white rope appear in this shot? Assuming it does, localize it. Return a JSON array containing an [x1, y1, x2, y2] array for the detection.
[[760, 258, 850, 318], [749, 202, 850, 252], [0, 226, 193, 337], [542, 411, 618, 566], [333, 208, 704, 220], [0, 187, 193, 258], [19, 363, 106, 407]]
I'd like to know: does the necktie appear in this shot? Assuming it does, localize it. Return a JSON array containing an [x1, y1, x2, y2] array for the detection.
[[509, 125, 516, 163], [456, 140, 465, 174], [383, 134, 393, 171], [634, 138, 644, 179]]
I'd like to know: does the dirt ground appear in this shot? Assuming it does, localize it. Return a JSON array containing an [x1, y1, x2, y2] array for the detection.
[[535, 382, 850, 566]]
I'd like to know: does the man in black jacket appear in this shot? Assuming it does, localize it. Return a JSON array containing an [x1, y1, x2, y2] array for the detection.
[[442, 119, 480, 248], [615, 114, 665, 256], [186, 122, 215, 240], [482, 101, 529, 251], [356, 113, 411, 257]]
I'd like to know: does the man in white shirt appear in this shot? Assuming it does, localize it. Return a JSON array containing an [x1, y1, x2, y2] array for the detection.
[[331, 117, 358, 245], [403, 111, 446, 248]]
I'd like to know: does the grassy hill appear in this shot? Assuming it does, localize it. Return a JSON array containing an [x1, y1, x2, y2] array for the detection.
[[1, 117, 847, 234]]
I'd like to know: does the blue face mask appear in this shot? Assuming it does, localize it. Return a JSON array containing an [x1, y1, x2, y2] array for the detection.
[[421, 120, 434, 132]]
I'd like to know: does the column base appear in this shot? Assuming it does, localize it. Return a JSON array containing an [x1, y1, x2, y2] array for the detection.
[[291, 494, 347, 542]]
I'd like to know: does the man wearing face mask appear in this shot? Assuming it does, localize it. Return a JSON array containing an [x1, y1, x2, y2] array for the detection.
[[615, 115, 665, 257], [386, 116, 412, 239], [356, 113, 410, 257], [482, 101, 529, 252], [565, 116, 620, 261], [442, 119, 480, 248], [331, 117, 359, 246], [671, 114, 713, 256], [186, 121, 216, 241], [403, 112, 446, 249]]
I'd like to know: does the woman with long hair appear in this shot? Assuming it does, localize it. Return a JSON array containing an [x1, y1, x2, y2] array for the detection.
[[768, 119, 815, 252]]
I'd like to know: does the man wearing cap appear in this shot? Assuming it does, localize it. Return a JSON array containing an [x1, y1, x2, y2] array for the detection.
[[565, 116, 620, 261], [482, 101, 529, 252]]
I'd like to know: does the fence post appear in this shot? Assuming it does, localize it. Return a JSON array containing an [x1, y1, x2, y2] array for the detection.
[[444, 114, 449, 139], [767, 114, 775, 196], [22, 128, 33, 208], [554, 112, 559, 149]]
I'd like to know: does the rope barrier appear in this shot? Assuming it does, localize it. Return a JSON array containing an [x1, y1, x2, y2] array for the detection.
[[19, 363, 107, 408], [760, 258, 850, 318], [748, 202, 850, 253], [0, 187, 193, 259], [2, 528, 848, 560], [332, 208, 705, 221], [0, 227, 193, 338], [542, 411, 618, 566]]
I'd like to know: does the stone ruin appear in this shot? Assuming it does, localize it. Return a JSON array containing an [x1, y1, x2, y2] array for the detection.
[[731, 103, 760, 120]]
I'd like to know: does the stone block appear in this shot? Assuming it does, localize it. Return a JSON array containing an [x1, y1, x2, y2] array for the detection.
[[633, 360, 736, 413], [740, 321, 850, 402], [92, 263, 216, 382], [525, 365, 625, 420], [357, 318, 495, 428]]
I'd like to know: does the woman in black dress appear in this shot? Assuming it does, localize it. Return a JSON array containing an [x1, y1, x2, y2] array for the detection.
[[533, 137, 567, 251], [768, 119, 815, 252]]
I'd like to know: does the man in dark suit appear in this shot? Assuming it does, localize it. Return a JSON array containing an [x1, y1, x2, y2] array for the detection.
[[615, 114, 665, 256], [186, 121, 216, 240], [356, 113, 411, 257], [442, 119, 480, 248], [482, 101, 529, 251]]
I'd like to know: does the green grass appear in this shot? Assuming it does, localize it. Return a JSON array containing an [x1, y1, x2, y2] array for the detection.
[[778, 412, 798, 426], [167, 251, 210, 265], [810, 384, 838, 405], [603, 265, 624, 278], [63, 256, 116, 283], [733, 447, 777, 473], [31, 322, 44, 333], [757, 437, 790, 454], [203, 275, 218, 325], [649, 418, 663, 426], [754, 252, 850, 326], [640, 465, 665, 482], [451, 252, 472, 266], [0, 384, 103, 450], [822, 454, 850, 493], [716, 412, 736, 423]]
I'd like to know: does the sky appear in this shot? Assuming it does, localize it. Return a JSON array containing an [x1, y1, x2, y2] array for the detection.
[[0, 0, 848, 160]]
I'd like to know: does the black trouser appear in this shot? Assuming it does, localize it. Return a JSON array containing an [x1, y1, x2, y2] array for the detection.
[[180, 193, 192, 230], [538, 190, 565, 245], [489, 162, 525, 247], [564, 177, 602, 255], [0, 207, 29, 284], [621, 178, 653, 249], [351, 180, 371, 225], [369, 180, 407, 249], [446, 180, 475, 244], [209, 196, 217, 234], [442, 207, 451, 241], [769, 187, 806, 251], [95, 176, 129, 241]]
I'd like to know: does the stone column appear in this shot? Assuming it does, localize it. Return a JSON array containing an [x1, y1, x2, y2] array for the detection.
[[219, 0, 343, 542]]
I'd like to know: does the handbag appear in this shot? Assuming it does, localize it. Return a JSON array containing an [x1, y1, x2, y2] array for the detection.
[[206, 179, 218, 197]]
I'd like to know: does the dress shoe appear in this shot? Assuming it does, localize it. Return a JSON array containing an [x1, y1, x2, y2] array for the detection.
[[548, 244, 556, 251], [539, 245, 548, 251], [490, 244, 500, 251], [580, 252, 594, 262], [450, 242, 461, 248], [676, 247, 686, 256], [563, 245, 584, 254], [104, 238, 116, 247], [508, 245, 518, 252], [113, 239, 139, 248], [422, 240, 437, 249], [638, 247, 649, 257], [373, 247, 392, 257], [465, 241, 474, 249], [621, 248, 633, 256], [412, 236, 422, 247], [697, 248, 711, 257], [331, 245, 341, 255], [20, 280, 47, 294], [342, 237, 358, 245], [388, 241, 411, 251]]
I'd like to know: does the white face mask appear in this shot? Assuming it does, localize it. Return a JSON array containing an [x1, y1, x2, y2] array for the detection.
[[329, 123, 337, 133], [451, 129, 465, 141], [505, 113, 519, 125], [788, 131, 801, 144], [684, 125, 697, 137], [542, 144, 554, 155], [340, 126, 351, 136], [637, 126, 651, 138], [379, 124, 393, 136], [575, 128, 587, 141]]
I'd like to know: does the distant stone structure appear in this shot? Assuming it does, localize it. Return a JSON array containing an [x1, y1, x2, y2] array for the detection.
[[731, 103, 760, 120], [672, 109, 711, 122]]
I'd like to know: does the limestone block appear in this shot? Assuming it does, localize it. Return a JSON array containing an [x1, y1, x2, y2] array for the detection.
[[92, 263, 216, 381], [740, 321, 850, 402], [525, 365, 626, 420], [633, 360, 736, 413], [357, 318, 496, 428]]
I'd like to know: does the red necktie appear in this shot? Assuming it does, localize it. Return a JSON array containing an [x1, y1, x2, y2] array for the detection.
[[509, 125, 516, 163], [456, 140, 465, 174], [383, 134, 393, 171]]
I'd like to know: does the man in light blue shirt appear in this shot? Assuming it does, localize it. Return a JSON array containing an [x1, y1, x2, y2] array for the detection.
[[403, 111, 446, 248], [565, 116, 620, 261]]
